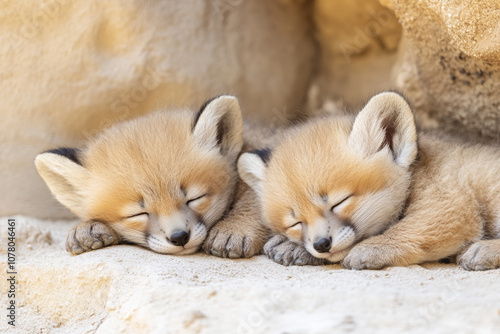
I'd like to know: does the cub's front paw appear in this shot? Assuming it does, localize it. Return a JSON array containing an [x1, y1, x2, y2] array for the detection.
[[202, 219, 267, 258], [458, 241, 500, 271], [343, 244, 390, 270], [264, 235, 328, 266], [66, 220, 121, 255]]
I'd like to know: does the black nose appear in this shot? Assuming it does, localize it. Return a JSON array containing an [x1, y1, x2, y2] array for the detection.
[[313, 238, 331, 253], [170, 231, 190, 247]]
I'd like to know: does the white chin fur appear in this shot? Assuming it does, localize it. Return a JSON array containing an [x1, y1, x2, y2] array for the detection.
[[305, 244, 353, 263], [306, 225, 356, 262], [326, 247, 352, 262], [146, 222, 208, 255]]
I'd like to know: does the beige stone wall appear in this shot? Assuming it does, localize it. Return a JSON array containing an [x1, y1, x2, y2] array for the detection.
[[1, 0, 499, 219], [309, 0, 402, 113], [0, 0, 315, 219], [387, 0, 500, 140]]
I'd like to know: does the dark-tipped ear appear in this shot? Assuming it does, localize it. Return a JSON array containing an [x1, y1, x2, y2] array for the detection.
[[237, 149, 271, 196], [192, 95, 243, 162], [35, 148, 89, 216], [348, 92, 417, 167]]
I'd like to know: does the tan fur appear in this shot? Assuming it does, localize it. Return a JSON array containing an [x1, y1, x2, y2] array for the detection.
[[36, 96, 272, 257], [240, 92, 500, 270], [347, 134, 500, 270], [83, 111, 235, 224]]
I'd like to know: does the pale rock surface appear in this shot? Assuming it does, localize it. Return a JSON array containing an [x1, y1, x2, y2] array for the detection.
[[1, 216, 499, 334], [382, 0, 500, 63], [385, 0, 500, 140], [0, 0, 315, 219], [308, 0, 402, 113]]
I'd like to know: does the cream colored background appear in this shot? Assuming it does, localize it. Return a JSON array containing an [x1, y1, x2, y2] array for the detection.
[[1, 0, 500, 219]]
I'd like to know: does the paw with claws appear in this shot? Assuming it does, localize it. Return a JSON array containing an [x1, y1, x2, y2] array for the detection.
[[203, 218, 267, 259], [458, 240, 500, 271], [343, 243, 393, 270], [66, 220, 121, 255], [264, 235, 329, 266]]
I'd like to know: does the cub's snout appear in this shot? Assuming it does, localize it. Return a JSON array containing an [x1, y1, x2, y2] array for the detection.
[[169, 230, 190, 247], [307, 225, 357, 262], [313, 238, 331, 253]]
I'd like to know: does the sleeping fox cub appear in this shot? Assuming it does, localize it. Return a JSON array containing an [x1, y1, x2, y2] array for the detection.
[[36, 96, 268, 257], [239, 92, 500, 270]]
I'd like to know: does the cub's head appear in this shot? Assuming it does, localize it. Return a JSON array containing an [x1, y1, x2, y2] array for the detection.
[[36, 96, 243, 255], [238, 92, 417, 262]]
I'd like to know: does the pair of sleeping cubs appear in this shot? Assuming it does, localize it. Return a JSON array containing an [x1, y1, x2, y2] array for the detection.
[[36, 92, 500, 270]]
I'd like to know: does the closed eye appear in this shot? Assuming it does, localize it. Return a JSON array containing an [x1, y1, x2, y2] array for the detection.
[[287, 221, 303, 229], [186, 194, 207, 206], [125, 212, 148, 219], [331, 195, 352, 211]]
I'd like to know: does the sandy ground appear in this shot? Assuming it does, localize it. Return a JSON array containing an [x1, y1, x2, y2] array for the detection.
[[1, 215, 499, 334]]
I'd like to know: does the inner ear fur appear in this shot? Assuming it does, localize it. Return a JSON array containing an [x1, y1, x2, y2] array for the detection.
[[35, 148, 89, 217], [192, 95, 243, 162], [237, 150, 269, 197], [349, 92, 418, 167]]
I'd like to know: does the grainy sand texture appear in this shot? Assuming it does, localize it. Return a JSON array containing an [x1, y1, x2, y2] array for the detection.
[[1, 216, 499, 334]]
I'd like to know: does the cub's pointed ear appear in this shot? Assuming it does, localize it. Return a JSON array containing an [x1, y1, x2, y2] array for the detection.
[[237, 149, 271, 196], [349, 92, 418, 167], [35, 148, 89, 216], [192, 95, 243, 162]]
